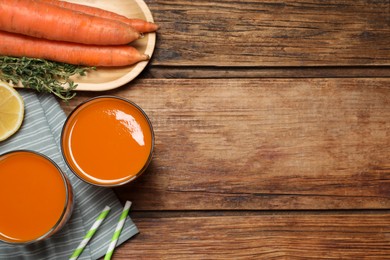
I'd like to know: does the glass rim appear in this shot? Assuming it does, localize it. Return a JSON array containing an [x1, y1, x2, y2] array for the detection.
[[0, 149, 72, 244], [60, 95, 155, 187]]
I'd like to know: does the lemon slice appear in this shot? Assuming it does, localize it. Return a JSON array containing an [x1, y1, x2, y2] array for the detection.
[[0, 81, 24, 141]]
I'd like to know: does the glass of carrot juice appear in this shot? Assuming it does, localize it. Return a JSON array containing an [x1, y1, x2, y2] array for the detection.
[[61, 96, 154, 187], [0, 150, 74, 244]]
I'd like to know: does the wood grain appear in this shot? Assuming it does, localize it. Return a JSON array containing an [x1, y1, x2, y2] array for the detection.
[[146, 0, 390, 66], [113, 213, 390, 259], [142, 66, 390, 79], [61, 78, 390, 210]]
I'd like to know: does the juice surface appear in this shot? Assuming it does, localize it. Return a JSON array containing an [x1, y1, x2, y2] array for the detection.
[[0, 151, 67, 243], [62, 97, 153, 186]]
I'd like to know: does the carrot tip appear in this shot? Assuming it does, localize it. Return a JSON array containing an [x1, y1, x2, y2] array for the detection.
[[143, 54, 150, 61], [139, 33, 145, 39]]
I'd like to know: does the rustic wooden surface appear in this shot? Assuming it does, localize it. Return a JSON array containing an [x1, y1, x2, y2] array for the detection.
[[61, 0, 390, 258], [121, 213, 390, 259], [148, 0, 390, 66]]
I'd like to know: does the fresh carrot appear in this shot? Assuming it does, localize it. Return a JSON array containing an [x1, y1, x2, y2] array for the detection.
[[38, 0, 159, 33], [0, 31, 149, 67], [0, 0, 140, 45]]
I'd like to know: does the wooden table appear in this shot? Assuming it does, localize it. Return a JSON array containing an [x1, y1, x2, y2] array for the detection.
[[61, 0, 390, 258]]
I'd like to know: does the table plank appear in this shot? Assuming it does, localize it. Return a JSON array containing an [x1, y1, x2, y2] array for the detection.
[[113, 213, 390, 259], [63, 78, 390, 210], [146, 0, 390, 66]]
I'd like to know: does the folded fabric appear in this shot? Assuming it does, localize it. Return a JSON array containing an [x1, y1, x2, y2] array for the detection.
[[0, 90, 138, 260]]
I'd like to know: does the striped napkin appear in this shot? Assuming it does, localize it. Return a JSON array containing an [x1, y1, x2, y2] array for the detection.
[[0, 90, 139, 260]]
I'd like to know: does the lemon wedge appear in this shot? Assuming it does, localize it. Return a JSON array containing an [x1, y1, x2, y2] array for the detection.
[[0, 81, 24, 141]]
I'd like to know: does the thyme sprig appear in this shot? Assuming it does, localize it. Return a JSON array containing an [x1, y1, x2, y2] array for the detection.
[[0, 56, 94, 101]]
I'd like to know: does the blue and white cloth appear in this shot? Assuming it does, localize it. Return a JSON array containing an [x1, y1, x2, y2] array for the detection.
[[0, 90, 138, 260]]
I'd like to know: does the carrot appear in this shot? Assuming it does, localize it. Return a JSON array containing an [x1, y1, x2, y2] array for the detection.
[[38, 0, 159, 33], [0, 31, 149, 67], [0, 0, 140, 45]]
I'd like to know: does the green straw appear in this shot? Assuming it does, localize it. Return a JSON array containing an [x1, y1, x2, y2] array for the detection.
[[69, 206, 111, 260], [104, 201, 132, 260]]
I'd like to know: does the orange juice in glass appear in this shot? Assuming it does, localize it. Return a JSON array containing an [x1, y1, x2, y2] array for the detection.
[[0, 150, 73, 244], [61, 96, 154, 187]]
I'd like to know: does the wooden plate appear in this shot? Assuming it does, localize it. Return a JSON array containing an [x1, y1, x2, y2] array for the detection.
[[64, 0, 156, 91]]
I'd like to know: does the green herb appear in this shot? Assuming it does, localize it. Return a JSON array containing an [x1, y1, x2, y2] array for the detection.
[[0, 56, 94, 101]]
